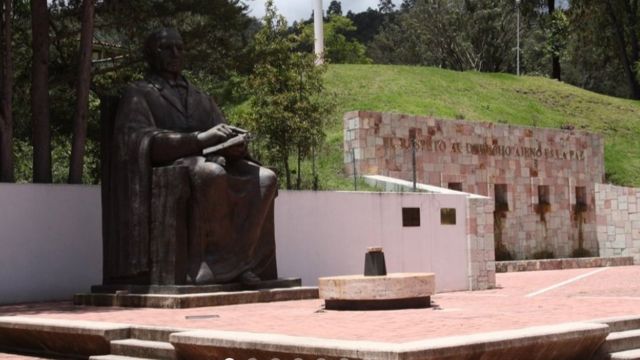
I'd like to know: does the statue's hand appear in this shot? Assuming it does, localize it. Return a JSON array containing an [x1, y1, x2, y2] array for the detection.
[[197, 124, 235, 148]]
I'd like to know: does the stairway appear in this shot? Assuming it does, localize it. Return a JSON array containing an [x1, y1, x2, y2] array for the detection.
[[89, 326, 178, 360], [597, 317, 640, 360]]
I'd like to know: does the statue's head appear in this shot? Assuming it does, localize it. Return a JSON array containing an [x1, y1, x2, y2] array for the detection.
[[144, 28, 184, 77]]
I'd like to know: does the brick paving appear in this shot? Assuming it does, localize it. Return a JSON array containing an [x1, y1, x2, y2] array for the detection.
[[0, 353, 51, 359], [1, 266, 639, 345]]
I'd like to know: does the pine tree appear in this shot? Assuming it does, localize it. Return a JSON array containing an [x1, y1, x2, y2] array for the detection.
[[245, 0, 334, 189]]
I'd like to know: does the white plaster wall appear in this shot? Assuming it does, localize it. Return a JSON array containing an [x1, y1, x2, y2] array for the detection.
[[0, 184, 101, 305], [275, 191, 470, 292], [0, 186, 470, 304]]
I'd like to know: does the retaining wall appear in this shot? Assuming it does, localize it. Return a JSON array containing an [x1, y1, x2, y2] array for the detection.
[[0, 185, 492, 304]]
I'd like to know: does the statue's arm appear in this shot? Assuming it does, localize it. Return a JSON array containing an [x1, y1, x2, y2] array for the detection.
[[149, 94, 241, 166], [150, 132, 202, 165], [150, 128, 237, 165]]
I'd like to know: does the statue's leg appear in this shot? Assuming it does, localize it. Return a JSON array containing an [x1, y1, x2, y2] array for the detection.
[[175, 156, 231, 284], [226, 159, 278, 281]]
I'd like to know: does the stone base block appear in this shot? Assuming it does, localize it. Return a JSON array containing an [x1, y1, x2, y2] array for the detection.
[[495, 256, 635, 273], [325, 296, 430, 311], [319, 272, 435, 310], [91, 277, 301, 294], [74, 286, 318, 309]]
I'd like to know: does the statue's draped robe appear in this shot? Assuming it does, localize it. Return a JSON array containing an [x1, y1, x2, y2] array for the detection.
[[107, 75, 276, 284]]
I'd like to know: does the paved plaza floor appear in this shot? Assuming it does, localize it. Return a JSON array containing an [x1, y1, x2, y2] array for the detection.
[[0, 265, 639, 357], [0, 354, 50, 359]]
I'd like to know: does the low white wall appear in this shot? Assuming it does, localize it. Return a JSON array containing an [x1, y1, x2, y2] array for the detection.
[[274, 191, 470, 292], [0, 184, 101, 305], [0, 186, 472, 304]]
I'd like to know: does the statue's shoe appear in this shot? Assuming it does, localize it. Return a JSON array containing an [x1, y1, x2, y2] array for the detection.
[[240, 270, 261, 286], [193, 262, 214, 285]]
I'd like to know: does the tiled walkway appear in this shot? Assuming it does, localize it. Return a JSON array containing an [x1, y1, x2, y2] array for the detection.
[[0, 353, 50, 359], [1, 266, 639, 345]]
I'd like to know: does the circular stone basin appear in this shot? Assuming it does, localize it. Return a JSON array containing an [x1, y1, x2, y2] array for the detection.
[[318, 272, 435, 310]]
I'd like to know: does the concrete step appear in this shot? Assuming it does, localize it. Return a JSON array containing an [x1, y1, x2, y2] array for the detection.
[[129, 326, 185, 342], [607, 329, 640, 353], [598, 316, 640, 332], [0, 316, 130, 359], [611, 348, 640, 360], [111, 339, 175, 360], [90, 356, 155, 360]]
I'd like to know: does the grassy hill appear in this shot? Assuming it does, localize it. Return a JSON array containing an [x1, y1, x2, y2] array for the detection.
[[317, 64, 640, 189]]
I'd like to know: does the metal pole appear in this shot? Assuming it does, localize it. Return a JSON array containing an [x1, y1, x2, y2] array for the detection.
[[313, 0, 324, 65], [352, 148, 357, 191], [516, 0, 520, 76], [412, 138, 417, 192]]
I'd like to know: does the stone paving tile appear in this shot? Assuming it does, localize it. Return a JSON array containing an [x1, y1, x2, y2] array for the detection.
[[1, 266, 639, 343]]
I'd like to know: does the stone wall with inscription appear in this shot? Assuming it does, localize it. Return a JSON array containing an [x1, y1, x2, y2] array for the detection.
[[344, 111, 605, 260]]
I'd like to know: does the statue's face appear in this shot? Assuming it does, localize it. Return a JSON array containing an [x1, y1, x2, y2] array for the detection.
[[152, 29, 184, 76]]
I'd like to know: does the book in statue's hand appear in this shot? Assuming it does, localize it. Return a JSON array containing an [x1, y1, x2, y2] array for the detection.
[[202, 132, 250, 156]]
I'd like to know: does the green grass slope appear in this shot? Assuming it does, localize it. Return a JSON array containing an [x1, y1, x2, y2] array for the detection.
[[322, 64, 640, 188]]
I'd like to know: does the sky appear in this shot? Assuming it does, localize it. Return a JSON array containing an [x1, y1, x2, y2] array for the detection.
[[247, 0, 397, 24]]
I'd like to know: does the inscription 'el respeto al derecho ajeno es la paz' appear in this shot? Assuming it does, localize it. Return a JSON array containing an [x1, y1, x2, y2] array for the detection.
[[384, 137, 586, 162]]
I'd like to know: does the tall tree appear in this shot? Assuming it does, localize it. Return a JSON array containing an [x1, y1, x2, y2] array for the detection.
[[327, 0, 342, 16], [0, 0, 13, 182], [301, 15, 372, 64], [569, 0, 640, 99], [370, 0, 516, 72], [31, 0, 51, 183], [603, 0, 640, 99], [547, 0, 562, 80], [68, 0, 95, 183], [346, 8, 386, 45], [401, 0, 416, 10], [378, 0, 396, 13], [246, 0, 333, 189]]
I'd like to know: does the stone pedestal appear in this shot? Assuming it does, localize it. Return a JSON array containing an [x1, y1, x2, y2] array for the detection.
[[74, 278, 318, 309], [318, 273, 435, 310]]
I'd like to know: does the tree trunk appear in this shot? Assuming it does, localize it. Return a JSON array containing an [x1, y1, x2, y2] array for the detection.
[[312, 146, 318, 191], [296, 146, 301, 190], [605, 0, 640, 99], [0, 0, 14, 182], [283, 155, 291, 190], [31, 0, 51, 183], [548, 0, 561, 81], [68, 0, 95, 183], [624, 0, 640, 97], [551, 56, 561, 81]]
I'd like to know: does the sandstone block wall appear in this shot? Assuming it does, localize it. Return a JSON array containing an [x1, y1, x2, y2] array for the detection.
[[467, 197, 496, 290], [596, 184, 640, 263], [495, 256, 634, 272], [345, 111, 605, 260]]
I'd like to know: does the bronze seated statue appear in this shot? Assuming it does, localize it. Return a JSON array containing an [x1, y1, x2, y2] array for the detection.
[[101, 28, 278, 287]]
